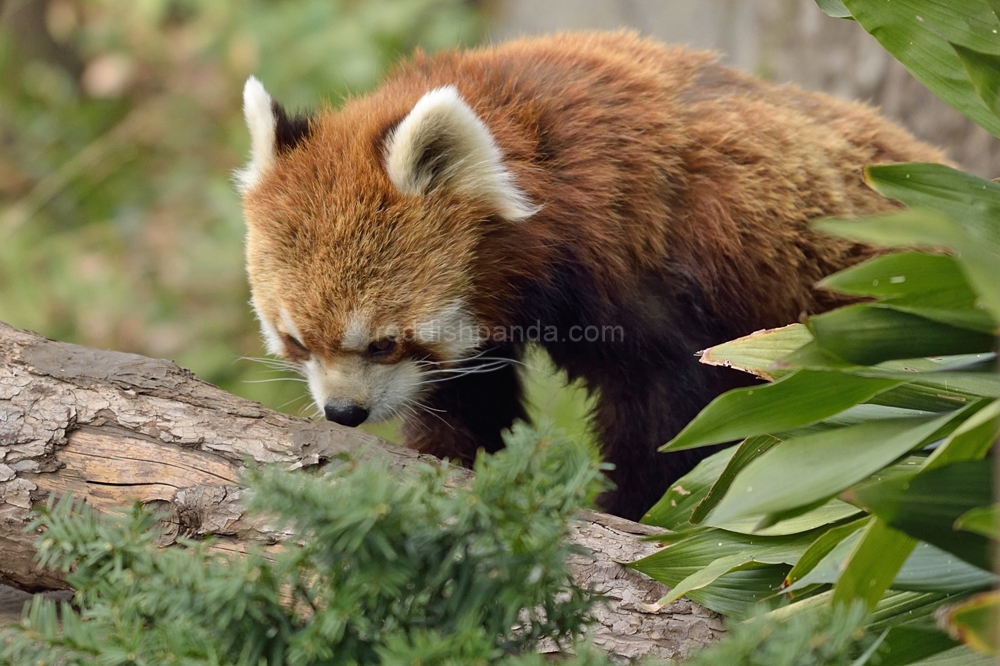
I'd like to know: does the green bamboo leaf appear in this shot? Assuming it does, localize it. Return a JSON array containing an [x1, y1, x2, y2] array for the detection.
[[819, 252, 997, 334], [868, 590, 966, 633], [767, 589, 960, 634], [863, 164, 1000, 246], [651, 553, 757, 609], [641, 445, 737, 528], [698, 324, 813, 381], [832, 518, 917, 611], [662, 371, 901, 452], [875, 625, 958, 666], [773, 360, 997, 408], [847, 458, 994, 570], [690, 435, 780, 525], [822, 252, 967, 299], [952, 42, 1000, 118], [709, 498, 861, 537], [870, 380, 990, 413], [924, 399, 1000, 470], [629, 528, 811, 618], [817, 208, 1000, 322], [936, 591, 1000, 656], [814, 0, 853, 19], [837, 357, 1000, 402], [955, 505, 999, 540], [841, 0, 1000, 137], [808, 305, 997, 366], [777, 340, 859, 371], [784, 516, 871, 588], [893, 543, 996, 593], [907, 645, 993, 665], [709, 411, 959, 524], [652, 532, 829, 608], [860, 164, 1000, 321], [683, 567, 792, 619]]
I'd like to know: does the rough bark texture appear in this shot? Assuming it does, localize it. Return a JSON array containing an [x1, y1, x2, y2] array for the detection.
[[0, 321, 723, 661]]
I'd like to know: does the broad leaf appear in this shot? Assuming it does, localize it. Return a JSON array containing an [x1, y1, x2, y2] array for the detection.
[[869, 591, 969, 633], [819, 252, 996, 334], [790, 535, 994, 596], [651, 554, 760, 609], [662, 371, 901, 451], [814, 0, 852, 19], [817, 208, 1000, 322], [708, 411, 961, 523], [641, 445, 736, 529], [698, 324, 812, 381], [629, 528, 809, 618], [832, 518, 916, 611], [875, 626, 958, 666], [652, 532, 829, 608], [690, 435, 780, 525], [807, 305, 997, 366], [955, 505, 999, 540], [936, 591, 1000, 656], [784, 516, 871, 588], [841, 0, 1000, 137], [908, 646, 993, 665], [923, 399, 1000, 470], [837, 164, 1000, 320], [862, 164, 1000, 248], [894, 544, 996, 594], [953, 42, 1000, 119], [708, 498, 860, 537], [847, 459, 994, 570]]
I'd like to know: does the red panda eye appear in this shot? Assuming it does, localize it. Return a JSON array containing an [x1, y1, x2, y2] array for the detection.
[[284, 335, 310, 356], [368, 337, 396, 356]]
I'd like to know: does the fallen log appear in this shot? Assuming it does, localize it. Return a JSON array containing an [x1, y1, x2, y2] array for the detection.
[[0, 321, 723, 661]]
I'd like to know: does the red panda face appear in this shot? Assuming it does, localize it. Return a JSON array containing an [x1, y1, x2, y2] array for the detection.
[[237, 78, 536, 426]]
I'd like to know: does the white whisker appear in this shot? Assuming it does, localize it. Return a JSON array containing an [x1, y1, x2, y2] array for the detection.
[[242, 377, 309, 384]]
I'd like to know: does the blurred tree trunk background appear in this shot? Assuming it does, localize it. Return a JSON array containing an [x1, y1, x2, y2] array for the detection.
[[487, 0, 1000, 178]]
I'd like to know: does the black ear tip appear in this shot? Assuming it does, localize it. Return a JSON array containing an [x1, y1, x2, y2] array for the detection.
[[271, 99, 312, 154]]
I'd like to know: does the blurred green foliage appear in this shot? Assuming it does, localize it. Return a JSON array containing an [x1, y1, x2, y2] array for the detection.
[[0, 0, 485, 422]]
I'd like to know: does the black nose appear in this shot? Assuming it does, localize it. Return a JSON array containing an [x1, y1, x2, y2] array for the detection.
[[324, 402, 369, 427]]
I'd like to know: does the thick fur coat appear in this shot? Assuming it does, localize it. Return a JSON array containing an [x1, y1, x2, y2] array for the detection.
[[238, 32, 947, 520]]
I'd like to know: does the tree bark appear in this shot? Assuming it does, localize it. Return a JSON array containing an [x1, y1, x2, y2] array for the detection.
[[0, 321, 723, 661]]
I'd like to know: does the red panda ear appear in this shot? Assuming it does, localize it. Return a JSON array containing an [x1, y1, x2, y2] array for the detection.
[[235, 77, 276, 194], [383, 86, 538, 221], [235, 77, 311, 194]]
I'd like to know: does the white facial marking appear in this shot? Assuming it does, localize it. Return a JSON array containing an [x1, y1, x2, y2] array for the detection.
[[384, 85, 538, 221], [414, 299, 481, 360], [235, 76, 276, 194], [278, 308, 304, 345], [250, 295, 283, 356], [341, 310, 371, 352]]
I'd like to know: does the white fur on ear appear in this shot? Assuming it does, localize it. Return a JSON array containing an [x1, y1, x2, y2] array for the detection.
[[384, 86, 538, 221], [235, 76, 276, 194]]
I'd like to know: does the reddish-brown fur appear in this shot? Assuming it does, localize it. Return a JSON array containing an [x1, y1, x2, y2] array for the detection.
[[242, 32, 947, 520]]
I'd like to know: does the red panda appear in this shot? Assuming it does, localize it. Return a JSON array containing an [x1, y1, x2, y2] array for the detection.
[[237, 31, 947, 521]]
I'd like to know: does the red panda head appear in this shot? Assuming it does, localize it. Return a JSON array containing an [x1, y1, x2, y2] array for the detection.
[[237, 77, 536, 426]]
